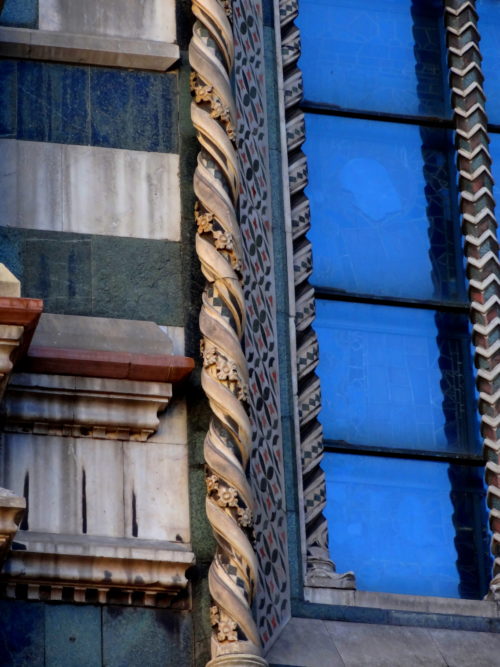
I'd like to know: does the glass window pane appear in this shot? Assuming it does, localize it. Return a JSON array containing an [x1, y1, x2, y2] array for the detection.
[[316, 300, 479, 454], [477, 0, 500, 124], [297, 0, 450, 117], [305, 115, 465, 301], [489, 133, 500, 193], [324, 453, 490, 598]]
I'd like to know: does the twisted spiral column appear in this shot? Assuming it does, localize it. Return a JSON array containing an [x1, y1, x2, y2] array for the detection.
[[278, 0, 355, 589], [444, 0, 500, 599], [189, 0, 268, 662]]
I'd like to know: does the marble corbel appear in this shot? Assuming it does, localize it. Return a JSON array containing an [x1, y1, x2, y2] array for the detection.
[[2, 313, 194, 440], [0, 264, 43, 569]]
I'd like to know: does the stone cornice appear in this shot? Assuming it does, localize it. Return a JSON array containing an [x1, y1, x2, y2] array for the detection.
[[2, 373, 173, 441], [2, 531, 194, 606]]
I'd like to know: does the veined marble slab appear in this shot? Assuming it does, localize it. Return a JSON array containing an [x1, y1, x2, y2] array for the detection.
[[39, 0, 176, 45], [0, 139, 181, 240], [0, 430, 190, 542]]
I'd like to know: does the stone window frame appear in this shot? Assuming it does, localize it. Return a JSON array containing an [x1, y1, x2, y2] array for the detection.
[[275, 0, 500, 618]]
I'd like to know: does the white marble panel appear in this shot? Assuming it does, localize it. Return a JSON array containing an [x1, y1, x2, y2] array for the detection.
[[0, 434, 78, 534], [0, 140, 180, 240], [39, 0, 176, 45], [123, 440, 190, 543], [0, 433, 125, 537], [73, 437, 124, 537], [63, 143, 180, 239]]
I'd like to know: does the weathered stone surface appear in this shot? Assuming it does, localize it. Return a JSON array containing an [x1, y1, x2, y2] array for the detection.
[[1, 429, 189, 540], [1, 140, 181, 240], [324, 620, 446, 666], [428, 627, 500, 666]]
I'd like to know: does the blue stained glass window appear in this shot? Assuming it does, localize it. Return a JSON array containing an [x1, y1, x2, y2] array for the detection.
[[316, 300, 479, 454], [323, 454, 490, 598], [489, 134, 500, 184], [305, 115, 465, 301], [477, 1, 500, 124], [297, 0, 450, 117]]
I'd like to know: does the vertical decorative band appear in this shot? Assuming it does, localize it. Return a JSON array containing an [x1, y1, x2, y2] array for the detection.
[[444, 0, 500, 599], [189, 0, 268, 663], [278, 0, 355, 588]]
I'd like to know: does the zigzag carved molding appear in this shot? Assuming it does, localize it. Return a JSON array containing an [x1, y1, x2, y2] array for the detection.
[[189, 0, 268, 663], [279, 0, 355, 589], [445, 0, 500, 600]]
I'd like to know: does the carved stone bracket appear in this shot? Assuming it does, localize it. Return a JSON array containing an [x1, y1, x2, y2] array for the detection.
[[0, 265, 43, 567], [0, 265, 43, 401], [0, 488, 25, 570]]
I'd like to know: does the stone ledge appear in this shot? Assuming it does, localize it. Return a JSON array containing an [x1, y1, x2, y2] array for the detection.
[[0, 26, 179, 70], [2, 531, 194, 606], [304, 586, 499, 619]]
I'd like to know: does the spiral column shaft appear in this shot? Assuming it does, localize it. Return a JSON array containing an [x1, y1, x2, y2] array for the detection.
[[189, 0, 268, 662]]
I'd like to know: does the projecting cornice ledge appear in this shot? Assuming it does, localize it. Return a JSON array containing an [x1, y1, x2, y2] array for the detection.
[[2, 313, 194, 441], [2, 532, 195, 606], [0, 26, 179, 71]]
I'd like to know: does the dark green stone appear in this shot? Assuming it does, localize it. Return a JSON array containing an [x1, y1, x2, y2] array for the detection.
[[91, 237, 183, 325], [45, 604, 101, 667], [0, 60, 17, 137], [22, 233, 92, 314], [0, 600, 44, 667], [90, 69, 178, 154], [102, 607, 192, 667], [17, 62, 90, 145]]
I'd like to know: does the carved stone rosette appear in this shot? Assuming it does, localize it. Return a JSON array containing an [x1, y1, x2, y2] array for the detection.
[[278, 0, 354, 588], [189, 0, 266, 663], [444, 0, 500, 599]]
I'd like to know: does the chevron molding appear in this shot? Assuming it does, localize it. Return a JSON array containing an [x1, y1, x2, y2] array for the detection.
[[445, 0, 500, 600], [278, 0, 355, 589]]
